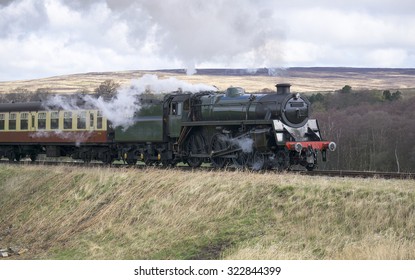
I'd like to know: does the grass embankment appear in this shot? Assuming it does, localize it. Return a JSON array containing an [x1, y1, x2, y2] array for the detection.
[[0, 165, 414, 259]]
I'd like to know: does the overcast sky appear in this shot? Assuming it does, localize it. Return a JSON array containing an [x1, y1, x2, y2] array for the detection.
[[1, 0, 415, 81]]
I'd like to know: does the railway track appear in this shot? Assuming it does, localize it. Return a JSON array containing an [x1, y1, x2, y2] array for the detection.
[[295, 169, 415, 180], [1, 159, 414, 180]]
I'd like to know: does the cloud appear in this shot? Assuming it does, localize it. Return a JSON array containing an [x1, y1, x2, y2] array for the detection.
[[0, 0, 285, 80], [278, 4, 415, 67], [0, 0, 48, 38], [0, 0, 415, 81]]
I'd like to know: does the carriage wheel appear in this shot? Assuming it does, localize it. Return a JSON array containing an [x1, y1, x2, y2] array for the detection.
[[30, 153, 38, 162], [8, 151, 20, 162], [102, 152, 114, 165]]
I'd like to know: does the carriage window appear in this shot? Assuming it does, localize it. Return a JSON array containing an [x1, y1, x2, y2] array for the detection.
[[0, 114, 5, 130], [20, 112, 29, 130], [77, 111, 86, 129], [64, 112, 72, 129], [97, 111, 103, 129], [90, 112, 94, 128], [38, 112, 47, 130], [50, 111, 59, 129], [9, 113, 16, 130]]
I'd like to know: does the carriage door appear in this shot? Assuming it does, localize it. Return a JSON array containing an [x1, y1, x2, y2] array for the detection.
[[168, 102, 182, 137]]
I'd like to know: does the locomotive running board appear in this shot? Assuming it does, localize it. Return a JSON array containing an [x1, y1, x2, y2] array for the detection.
[[182, 120, 273, 127]]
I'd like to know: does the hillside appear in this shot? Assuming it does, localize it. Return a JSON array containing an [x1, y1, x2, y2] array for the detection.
[[1, 165, 414, 260], [1, 67, 415, 94]]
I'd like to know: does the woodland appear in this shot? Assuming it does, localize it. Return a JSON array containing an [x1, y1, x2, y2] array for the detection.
[[311, 86, 415, 172]]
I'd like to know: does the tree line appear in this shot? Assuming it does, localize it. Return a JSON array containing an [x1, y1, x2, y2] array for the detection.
[[0, 79, 120, 103], [310, 86, 415, 172]]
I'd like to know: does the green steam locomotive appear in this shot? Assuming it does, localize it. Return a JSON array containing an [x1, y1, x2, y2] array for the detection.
[[0, 83, 336, 170]]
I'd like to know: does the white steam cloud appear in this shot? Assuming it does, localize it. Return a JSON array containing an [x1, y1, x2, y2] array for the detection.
[[0, 0, 285, 80], [44, 74, 217, 128], [231, 137, 254, 153]]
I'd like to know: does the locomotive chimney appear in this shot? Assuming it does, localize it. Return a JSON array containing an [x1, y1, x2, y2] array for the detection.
[[276, 83, 291, 94]]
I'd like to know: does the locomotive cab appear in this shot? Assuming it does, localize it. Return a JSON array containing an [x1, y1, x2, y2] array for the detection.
[[166, 94, 191, 138]]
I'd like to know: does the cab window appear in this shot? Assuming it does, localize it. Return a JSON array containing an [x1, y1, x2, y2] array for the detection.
[[171, 103, 177, 115], [171, 103, 182, 116]]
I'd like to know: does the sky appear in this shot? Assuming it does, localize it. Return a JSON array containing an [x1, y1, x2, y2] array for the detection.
[[1, 0, 415, 81]]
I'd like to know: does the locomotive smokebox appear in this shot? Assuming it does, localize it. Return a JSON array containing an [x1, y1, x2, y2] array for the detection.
[[276, 83, 291, 95]]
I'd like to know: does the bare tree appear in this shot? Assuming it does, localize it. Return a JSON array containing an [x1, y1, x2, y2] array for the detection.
[[94, 80, 120, 98]]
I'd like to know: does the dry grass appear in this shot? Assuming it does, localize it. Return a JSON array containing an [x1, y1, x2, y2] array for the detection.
[[1, 68, 415, 95], [0, 164, 414, 260]]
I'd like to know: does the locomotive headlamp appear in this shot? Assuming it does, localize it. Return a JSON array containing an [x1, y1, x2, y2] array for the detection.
[[328, 142, 337, 152], [293, 93, 300, 100], [295, 142, 303, 152]]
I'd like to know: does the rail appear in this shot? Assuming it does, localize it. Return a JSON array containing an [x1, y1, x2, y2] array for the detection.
[[1, 159, 414, 180]]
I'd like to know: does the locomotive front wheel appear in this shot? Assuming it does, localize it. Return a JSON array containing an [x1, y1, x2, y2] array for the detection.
[[275, 149, 290, 171], [306, 163, 315, 171]]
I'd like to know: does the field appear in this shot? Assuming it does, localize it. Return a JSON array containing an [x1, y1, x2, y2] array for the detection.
[[1, 165, 414, 260], [1, 67, 415, 94]]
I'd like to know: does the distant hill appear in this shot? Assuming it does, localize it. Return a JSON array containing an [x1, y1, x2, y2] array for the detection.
[[0, 67, 414, 95]]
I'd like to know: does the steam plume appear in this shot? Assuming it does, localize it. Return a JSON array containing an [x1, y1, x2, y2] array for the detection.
[[44, 74, 217, 128]]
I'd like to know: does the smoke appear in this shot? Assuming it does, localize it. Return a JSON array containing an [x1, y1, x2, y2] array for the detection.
[[44, 74, 217, 129], [0, 0, 285, 80], [133, 0, 284, 71], [231, 137, 254, 153], [60, 0, 284, 73]]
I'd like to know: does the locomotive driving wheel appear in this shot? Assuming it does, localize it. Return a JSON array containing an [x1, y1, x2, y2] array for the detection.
[[249, 151, 265, 171], [210, 133, 228, 168], [185, 134, 205, 168], [232, 151, 250, 169]]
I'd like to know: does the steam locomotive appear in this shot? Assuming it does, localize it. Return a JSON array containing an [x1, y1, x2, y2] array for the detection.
[[0, 83, 336, 170]]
